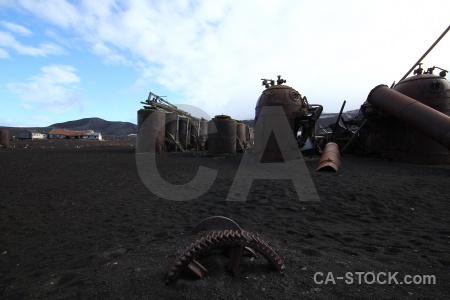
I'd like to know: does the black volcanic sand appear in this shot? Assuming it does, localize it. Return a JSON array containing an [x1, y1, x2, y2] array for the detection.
[[1, 139, 449, 299]]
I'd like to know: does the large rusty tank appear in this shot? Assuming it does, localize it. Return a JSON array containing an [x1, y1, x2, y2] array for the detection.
[[362, 65, 450, 164], [207, 115, 237, 154], [254, 75, 323, 161], [136, 108, 166, 153], [0, 129, 9, 148], [178, 116, 189, 150], [199, 119, 208, 150], [236, 122, 247, 152], [165, 112, 179, 152]]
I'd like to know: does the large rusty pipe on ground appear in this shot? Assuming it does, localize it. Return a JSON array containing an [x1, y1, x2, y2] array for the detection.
[[316, 142, 340, 172], [367, 85, 450, 150]]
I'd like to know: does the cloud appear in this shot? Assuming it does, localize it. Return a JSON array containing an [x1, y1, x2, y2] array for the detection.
[[0, 30, 66, 56], [4, 0, 450, 119], [0, 47, 8, 58], [0, 20, 32, 36], [6, 64, 86, 113]]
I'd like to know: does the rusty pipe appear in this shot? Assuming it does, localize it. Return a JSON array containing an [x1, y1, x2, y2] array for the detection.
[[316, 142, 340, 172], [367, 85, 450, 150]]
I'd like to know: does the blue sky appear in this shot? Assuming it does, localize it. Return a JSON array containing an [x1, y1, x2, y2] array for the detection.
[[0, 0, 449, 127]]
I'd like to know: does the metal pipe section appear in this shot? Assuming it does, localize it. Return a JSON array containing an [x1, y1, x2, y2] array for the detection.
[[367, 85, 450, 150], [330, 100, 346, 140], [316, 142, 340, 172]]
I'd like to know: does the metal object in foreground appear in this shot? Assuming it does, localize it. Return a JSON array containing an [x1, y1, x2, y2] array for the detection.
[[166, 216, 285, 284], [316, 142, 340, 172]]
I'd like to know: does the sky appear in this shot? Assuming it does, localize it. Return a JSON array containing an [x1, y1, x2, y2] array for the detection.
[[0, 0, 449, 127]]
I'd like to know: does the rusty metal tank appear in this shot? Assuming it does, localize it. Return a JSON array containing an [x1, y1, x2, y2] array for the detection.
[[0, 129, 9, 148], [178, 116, 189, 150], [236, 122, 246, 151], [136, 108, 166, 153], [165, 112, 179, 152], [190, 119, 200, 148], [389, 72, 450, 163], [254, 76, 309, 161], [199, 119, 208, 149], [207, 115, 237, 154]]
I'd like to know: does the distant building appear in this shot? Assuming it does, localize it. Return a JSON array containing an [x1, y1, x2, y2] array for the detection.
[[48, 129, 102, 140], [19, 130, 47, 140], [84, 132, 103, 140]]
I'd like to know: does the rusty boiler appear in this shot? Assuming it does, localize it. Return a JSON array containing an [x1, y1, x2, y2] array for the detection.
[[254, 75, 323, 161], [365, 65, 450, 164]]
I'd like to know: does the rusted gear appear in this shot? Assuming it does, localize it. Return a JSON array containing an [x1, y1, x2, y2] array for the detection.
[[166, 229, 286, 285]]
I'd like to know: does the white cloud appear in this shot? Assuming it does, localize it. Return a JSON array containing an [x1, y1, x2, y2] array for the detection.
[[0, 47, 8, 58], [3, 0, 450, 119], [0, 30, 66, 56], [6, 64, 86, 113], [0, 20, 32, 36]]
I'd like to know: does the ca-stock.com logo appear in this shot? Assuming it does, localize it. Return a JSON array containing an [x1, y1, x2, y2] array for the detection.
[[135, 104, 320, 202]]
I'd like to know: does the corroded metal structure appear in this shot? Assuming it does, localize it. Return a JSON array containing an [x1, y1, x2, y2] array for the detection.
[[0, 129, 9, 148], [199, 120, 208, 150], [207, 115, 237, 154], [136, 108, 166, 153], [166, 216, 285, 284], [255, 75, 323, 161], [236, 122, 247, 152], [139, 92, 207, 152], [363, 70, 450, 163], [338, 26, 450, 164], [316, 142, 341, 172], [165, 112, 179, 152]]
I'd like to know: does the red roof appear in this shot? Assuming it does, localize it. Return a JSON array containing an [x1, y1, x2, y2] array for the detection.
[[49, 129, 93, 136]]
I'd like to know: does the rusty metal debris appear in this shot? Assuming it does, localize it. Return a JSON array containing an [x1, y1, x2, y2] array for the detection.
[[166, 217, 285, 284], [316, 142, 340, 172]]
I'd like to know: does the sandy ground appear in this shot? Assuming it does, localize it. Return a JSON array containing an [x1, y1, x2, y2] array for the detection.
[[1, 138, 449, 299]]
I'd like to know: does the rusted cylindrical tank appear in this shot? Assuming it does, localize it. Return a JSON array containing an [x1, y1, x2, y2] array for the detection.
[[236, 122, 246, 151], [0, 129, 10, 148], [199, 120, 208, 149], [165, 112, 179, 152], [367, 83, 450, 163], [255, 83, 306, 161], [393, 74, 450, 162], [190, 119, 200, 148], [136, 108, 166, 153], [207, 115, 236, 154], [178, 116, 189, 150]]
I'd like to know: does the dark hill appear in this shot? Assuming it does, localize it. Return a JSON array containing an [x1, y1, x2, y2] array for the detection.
[[50, 118, 137, 135]]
